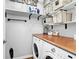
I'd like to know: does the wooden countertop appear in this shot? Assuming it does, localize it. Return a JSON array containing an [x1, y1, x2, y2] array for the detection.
[[33, 34, 76, 55]]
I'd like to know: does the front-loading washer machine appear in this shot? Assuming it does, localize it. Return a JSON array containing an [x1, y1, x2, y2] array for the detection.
[[42, 39, 76, 59], [33, 36, 43, 59], [42, 40, 58, 59]]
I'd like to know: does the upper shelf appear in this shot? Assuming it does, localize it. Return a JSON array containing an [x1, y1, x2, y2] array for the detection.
[[5, 1, 45, 19], [6, 9, 45, 17], [48, 1, 76, 16], [61, 1, 76, 10]]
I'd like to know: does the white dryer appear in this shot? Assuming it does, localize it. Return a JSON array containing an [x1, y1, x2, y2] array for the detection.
[[33, 36, 43, 59]]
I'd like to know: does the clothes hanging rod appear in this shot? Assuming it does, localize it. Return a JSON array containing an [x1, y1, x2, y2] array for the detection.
[[8, 18, 27, 22]]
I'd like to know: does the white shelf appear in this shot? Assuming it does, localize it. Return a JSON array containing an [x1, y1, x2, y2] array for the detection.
[[50, 1, 76, 16], [61, 1, 76, 10], [5, 9, 45, 20], [44, 22, 64, 25], [5, 1, 45, 19], [44, 21, 76, 25], [64, 20, 76, 24]]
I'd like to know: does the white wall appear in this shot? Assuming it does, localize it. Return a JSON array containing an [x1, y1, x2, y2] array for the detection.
[[52, 23, 76, 37], [5, 13, 43, 59], [49, 8, 76, 37]]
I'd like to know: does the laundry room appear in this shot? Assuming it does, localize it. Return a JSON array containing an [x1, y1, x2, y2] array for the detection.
[[4, 0, 76, 59]]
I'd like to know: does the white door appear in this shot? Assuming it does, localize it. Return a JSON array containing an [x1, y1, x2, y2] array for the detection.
[[5, 20, 28, 59], [3, 40, 6, 59]]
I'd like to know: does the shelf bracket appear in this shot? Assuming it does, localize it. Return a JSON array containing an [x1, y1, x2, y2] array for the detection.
[[65, 24, 67, 29], [5, 12, 7, 17], [37, 15, 42, 20], [60, 9, 67, 11], [29, 13, 32, 20], [51, 25, 53, 29]]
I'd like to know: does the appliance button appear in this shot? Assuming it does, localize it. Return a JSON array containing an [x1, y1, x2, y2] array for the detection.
[[68, 55, 73, 59], [51, 48, 56, 52]]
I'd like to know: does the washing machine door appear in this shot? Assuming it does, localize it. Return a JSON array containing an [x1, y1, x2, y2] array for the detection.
[[46, 56, 53, 59], [34, 43, 39, 58], [43, 52, 57, 59]]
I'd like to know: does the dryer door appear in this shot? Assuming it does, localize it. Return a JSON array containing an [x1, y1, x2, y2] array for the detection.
[[34, 43, 39, 58]]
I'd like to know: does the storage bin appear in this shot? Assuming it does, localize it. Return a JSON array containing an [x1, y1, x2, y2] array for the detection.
[[72, 8, 76, 21], [45, 17, 53, 23], [53, 10, 72, 23], [53, 0, 72, 11], [66, 13, 72, 22], [53, 10, 66, 23], [44, 3, 53, 15]]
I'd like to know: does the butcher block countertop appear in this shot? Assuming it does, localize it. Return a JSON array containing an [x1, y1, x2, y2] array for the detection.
[[33, 34, 76, 55]]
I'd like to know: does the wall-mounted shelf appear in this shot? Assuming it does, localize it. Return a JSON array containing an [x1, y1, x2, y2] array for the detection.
[[61, 1, 76, 10], [44, 22, 64, 25], [50, 1, 76, 16], [5, 1, 45, 20], [64, 20, 76, 24], [5, 9, 45, 20], [44, 20, 76, 29], [44, 20, 76, 25]]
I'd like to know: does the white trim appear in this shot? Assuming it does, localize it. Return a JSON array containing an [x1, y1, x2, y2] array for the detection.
[[13, 54, 33, 59]]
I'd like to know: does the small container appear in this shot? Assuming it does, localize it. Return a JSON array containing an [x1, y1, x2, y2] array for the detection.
[[53, 32, 59, 36], [48, 31, 53, 35], [46, 17, 53, 23]]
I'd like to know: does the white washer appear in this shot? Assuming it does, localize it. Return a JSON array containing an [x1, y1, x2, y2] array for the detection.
[[42, 40, 57, 59], [42, 39, 76, 59], [33, 36, 43, 59]]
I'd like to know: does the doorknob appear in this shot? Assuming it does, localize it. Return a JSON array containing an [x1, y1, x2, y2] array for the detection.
[[3, 40, 7, 44]]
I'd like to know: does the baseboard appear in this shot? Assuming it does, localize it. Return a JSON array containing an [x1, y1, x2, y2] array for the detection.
[[13, 54, 33, 59]]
